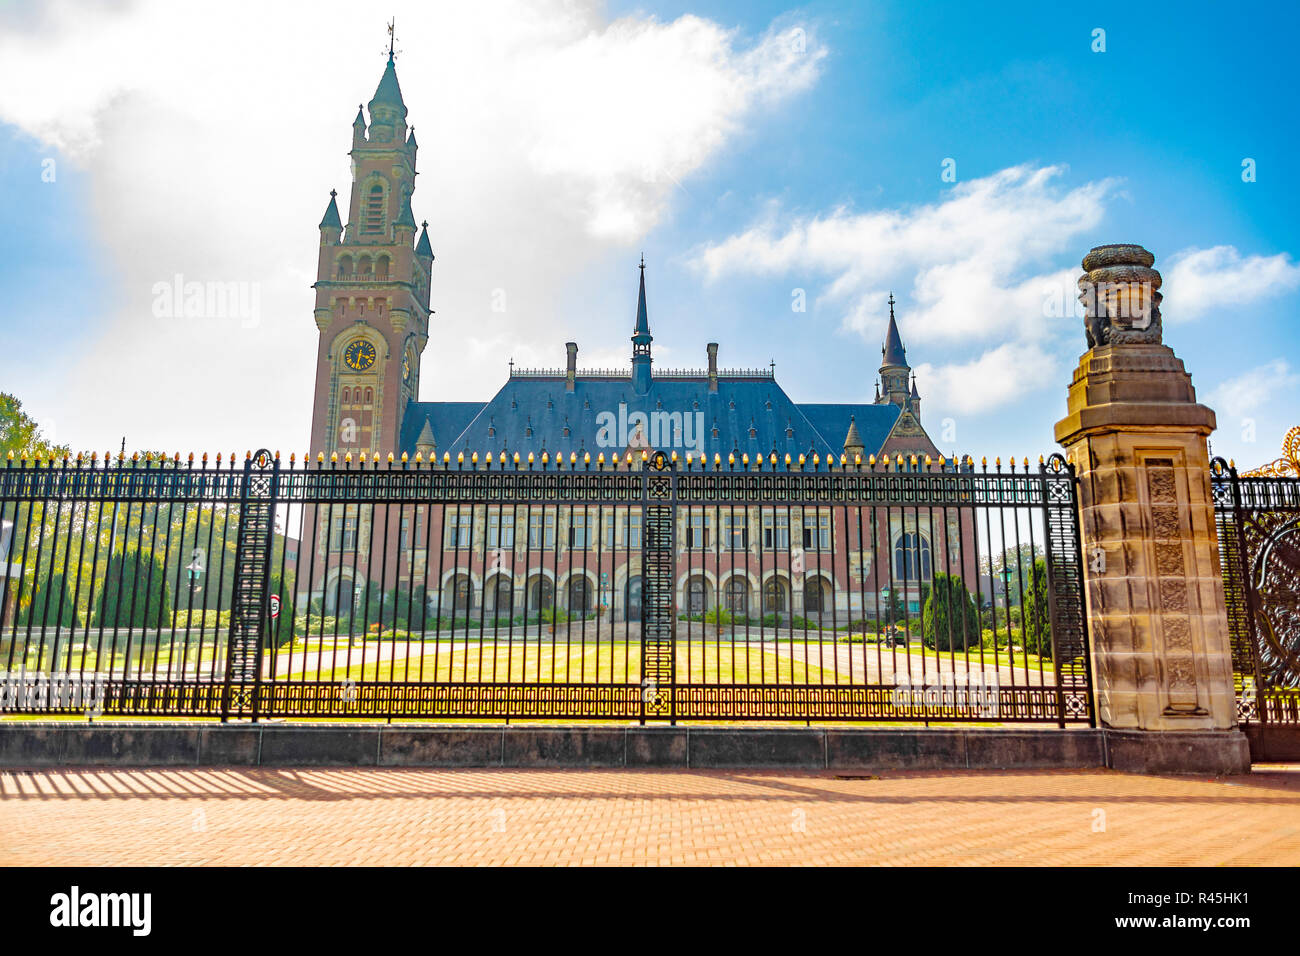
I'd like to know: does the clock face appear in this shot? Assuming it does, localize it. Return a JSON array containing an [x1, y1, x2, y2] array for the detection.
[[402, 352, 412, 383], [343, 339, 377, 371]]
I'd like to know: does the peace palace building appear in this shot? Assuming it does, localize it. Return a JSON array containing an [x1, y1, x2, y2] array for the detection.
[[306, 51, 965, 623]]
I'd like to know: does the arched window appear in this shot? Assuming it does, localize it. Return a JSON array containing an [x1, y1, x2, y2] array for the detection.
[[358, 255, 373, 276], [337, 255, 353, 279], [726, 578, 748, 616], [804, 578, 828, 614], [763, 577, 788, 613], [445, 574, 474, 614], [341, 387, 351, 403], [686, 576, 710, 614], [528, 576, 554, 612], [625, 575, 642, 621], [567, 576, 591, 614], [489, 576, 512, 617], [364, 387, 373, 403], [894, 532, 932, 581], [376, 255, 390, 279], [363, 184, 385, 235], [325, 573, 355, 616]]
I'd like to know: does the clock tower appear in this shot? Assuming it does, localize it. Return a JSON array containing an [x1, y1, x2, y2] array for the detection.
[[309, 47, 434, 458]]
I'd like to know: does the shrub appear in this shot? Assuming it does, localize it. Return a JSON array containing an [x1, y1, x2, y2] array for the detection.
[[1020, 559, 1053, 660], [922, 573, 980, 652], [703, 606, 733, 626], [264, 575, 296, 648], [93, 549, 172, 628], [16, 571, 80, 627]]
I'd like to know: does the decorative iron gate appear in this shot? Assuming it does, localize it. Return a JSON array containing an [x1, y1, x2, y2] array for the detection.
[[1212, 457, 1300, 759], [0, 448, 1092, 724]]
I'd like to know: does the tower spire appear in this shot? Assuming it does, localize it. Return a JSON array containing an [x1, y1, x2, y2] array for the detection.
[[632, 258, 652, 395], [881, 291, 907, 367], [879, 292, 910, 409]]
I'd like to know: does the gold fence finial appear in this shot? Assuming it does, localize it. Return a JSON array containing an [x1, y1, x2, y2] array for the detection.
[[1241, 424, 1300, 477]]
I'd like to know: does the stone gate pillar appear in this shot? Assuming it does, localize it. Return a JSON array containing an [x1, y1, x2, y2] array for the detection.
[[1054, 243, 1247, 771]]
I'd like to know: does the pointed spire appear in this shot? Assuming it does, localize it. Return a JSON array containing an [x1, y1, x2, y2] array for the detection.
[[910, 372, 919, 399], [395, 192, 416, 229], [353, 105, 366, 128], [318, 189, 342, 231], [881, 292, 907, 367], [631, 257, 652, 395], [843, 415, 865, 457], [369, 52, 408, 119], [406, 126, 418, 147], [634, 255, 650, 339], [415, 220, 433, 259], [415, 418, 436, 457]]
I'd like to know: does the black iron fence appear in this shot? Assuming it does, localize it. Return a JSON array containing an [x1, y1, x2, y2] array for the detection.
[[0, 449, 1092, 724], [1212, 458, 1300, 755]]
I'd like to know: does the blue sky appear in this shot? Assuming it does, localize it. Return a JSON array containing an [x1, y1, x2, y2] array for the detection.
[[1, 0, 1296, 464]]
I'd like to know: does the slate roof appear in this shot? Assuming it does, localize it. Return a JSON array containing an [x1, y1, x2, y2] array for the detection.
[[369, 55, 407, 114], [401, 378, 900, 466], [882, 309, 907, 367], [318, 191, 342, 231]]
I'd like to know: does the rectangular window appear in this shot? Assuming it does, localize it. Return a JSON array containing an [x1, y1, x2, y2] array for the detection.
[[686, 512, 712, 549], [802, 512, 831, 550], [487, 510, 515, 549], [607, 511, 644, 550], [568, 510, 591, 550], [724, 511, 748, 550], [762, 513, 789, 550], [445, 512, 473, 549], [399, 514, 426, 552], [330, 514, 358, 552], [528, 512, 556, 550]]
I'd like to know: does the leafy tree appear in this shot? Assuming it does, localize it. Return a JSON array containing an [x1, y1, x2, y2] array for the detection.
[[15, 570, 80, 627], [0, 393, 70, 459], [922, 573, 980, 652], [93, 548, 172, 628], [1021, 558, 1054, 660]]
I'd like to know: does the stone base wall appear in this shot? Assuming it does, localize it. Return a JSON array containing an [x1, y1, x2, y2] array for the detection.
[[0, 723, 1251, 774]]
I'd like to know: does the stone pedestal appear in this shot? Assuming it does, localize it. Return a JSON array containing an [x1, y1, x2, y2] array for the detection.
[[1055, 344, 1237, 732]]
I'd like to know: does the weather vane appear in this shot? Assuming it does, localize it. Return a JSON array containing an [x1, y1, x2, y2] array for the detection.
[[386, 17, 399, 59]]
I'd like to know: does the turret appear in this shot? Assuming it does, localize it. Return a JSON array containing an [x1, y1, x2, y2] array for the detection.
[[318, 189, 342, 245], [843, 416, 865, 461], [394, 192, 417, 246], [415, 220, 434, 262], [352, 105, 367, 147]]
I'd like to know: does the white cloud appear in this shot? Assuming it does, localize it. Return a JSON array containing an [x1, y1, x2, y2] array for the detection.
[[1162, 245, 1300, 321], [1204, 359, 1300, 419], [693, 164, 1116, 414], [0, 0, 823, 452], [913, 342, 1060, 417]]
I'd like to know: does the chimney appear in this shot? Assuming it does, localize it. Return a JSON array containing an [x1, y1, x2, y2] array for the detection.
[[707, 343, 718, 393], [565, 342, 577, 392]]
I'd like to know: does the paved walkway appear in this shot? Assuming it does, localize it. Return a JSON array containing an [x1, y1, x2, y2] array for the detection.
[[4, 766, 1299, 865]]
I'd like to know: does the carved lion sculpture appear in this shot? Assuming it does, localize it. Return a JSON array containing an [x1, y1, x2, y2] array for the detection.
[[1078, 244, 1163, 348]]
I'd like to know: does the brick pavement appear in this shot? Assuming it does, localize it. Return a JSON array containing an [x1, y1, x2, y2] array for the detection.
[[2, 766, 1299, 865]]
